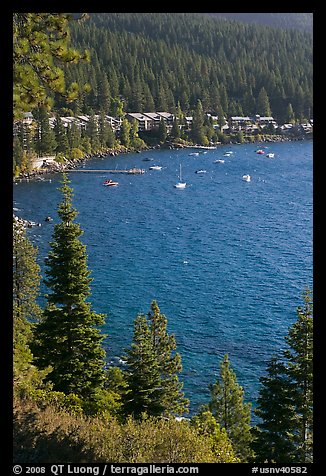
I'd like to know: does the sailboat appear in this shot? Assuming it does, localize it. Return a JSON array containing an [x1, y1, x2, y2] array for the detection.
[[174, 164, 186, 189]]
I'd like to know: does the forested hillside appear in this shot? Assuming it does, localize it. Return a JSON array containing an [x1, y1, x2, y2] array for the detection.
[[202, 13, 313, 33], [61, 13, 312, 123]]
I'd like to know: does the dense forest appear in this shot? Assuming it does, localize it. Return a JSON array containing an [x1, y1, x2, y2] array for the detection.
[[202, 13, 313, 33], [57, 13, 313, 123]]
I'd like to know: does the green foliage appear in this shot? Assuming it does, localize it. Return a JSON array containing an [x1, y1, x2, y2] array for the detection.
[[31, 175, 107, 400], [13, 220, 46, 394], [14, 397, 236, 463], [123, 301, 188, 419], [13, 13, 89, 119], [191, 100, 208, 145], [208, 354, 254, 462], [33, 106, 56, 157], [254, 289, 313, 463], [148, 300, 189, 416], [123, 314, 164, 418], [120, 118, 131, 148], [191, 410, 238, 462]]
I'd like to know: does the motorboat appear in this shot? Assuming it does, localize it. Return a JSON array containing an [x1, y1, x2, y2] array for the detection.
[[103, 179, 119, 186], [195, 169, 207, 174], [266, 153, 275, 158], [214, 159, 225, 164], [242, 174, 251, 182], [256, 149, 265, 154], [149, 165, 162, 170]]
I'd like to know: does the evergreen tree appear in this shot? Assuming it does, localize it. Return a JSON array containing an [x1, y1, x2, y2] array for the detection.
[[98, 71, 111, 113], [148, 300, 189, 416], [33, 106, 56, 157], [123, 314, 164, 418], [86, 110, 100, 153], [13, 13, 89, 119], [171, 117, 180, 139], [98, 111, 110, 149], [53, 114, 69, 155], [254, 290, 313, 463], [158, 118, 167, 143], [32, 174, 106, 400], [285, 103, 295, 124], [257, 87, 272, 117], [191, 99, 208, 145], [208, 354, 254, 462], [13, 220, 42, 388], [253, 358, 297, 462], [67, 121, 82, 150], [120, 118, 131, 148], [13, 136, 24, 176]]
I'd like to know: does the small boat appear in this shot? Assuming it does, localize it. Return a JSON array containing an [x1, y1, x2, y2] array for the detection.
[[149, 165, 162, 170], [214, 159, 225, 164], [174, 164, 186, 189], [256, 149, 265, 155], [266, 153, 275, 158], [189, 152, 199, 156], [103, 179, 119, 186], [142, 157, 154, 161], [223, 151, 233, 156], [195, 169, 207, 174], [242, 174, 251, 182]]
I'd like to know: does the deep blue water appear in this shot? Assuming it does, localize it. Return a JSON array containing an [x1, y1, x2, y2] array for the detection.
[[13, 140, 313, 415]]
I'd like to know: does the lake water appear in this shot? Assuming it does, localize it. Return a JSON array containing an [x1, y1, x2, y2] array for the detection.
[[13, 140, 313, 415]]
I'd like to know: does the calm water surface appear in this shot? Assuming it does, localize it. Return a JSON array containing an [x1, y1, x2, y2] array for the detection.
[[13, 141, 313, 414]]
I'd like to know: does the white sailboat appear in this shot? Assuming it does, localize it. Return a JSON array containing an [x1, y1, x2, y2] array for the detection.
[[174, 164, 186, 189]]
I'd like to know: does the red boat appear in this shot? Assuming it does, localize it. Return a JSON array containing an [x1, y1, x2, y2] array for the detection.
[[256, 149, 265, 154], [103, 179, 119, 186]]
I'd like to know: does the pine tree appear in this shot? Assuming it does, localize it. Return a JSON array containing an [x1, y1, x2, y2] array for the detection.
[[86, 110, 100, 153], [171, 117, 180, 139], [285, 103, 295, 124], [13, 220, 42, 389], [158, 118, 167, 143], [13, 13, 89, 119], [257, 87, 272, 117], [253, 358, 297, 462], [208, 354, 254, 462], [67, 121, 82, 150], [148, 300, 189, 416], [254, 289, 313, 463], [53, 114, 69, 155], [191, 99, 208, 145], [31, 174, 106, 399], [123, 314, 164, 418], [33, 106, 56, 157], [120, 119, 131, 148], [284, 290, 313, 461]]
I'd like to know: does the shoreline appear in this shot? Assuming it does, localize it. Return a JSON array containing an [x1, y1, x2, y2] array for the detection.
[[13, 135, 312, 183]]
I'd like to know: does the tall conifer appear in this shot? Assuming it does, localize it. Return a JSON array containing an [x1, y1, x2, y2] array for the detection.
[[123, 314, 164, 418], [254, 290, 313, 463], [148, 300, 189, 416], [208, 354, 254, 462], [32, 174, 106, 399], [13, 220, 42, 387]]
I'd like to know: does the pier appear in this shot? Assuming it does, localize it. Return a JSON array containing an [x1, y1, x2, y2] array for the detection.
[[65, 168, 145, 174]]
